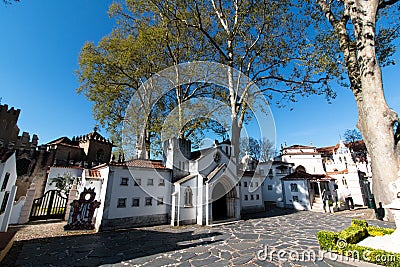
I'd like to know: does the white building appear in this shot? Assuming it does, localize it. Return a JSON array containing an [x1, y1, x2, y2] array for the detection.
[[0, 149, 17, 232], [323, 140, 370, 206], [277, 144, 325, 174], [44, 138, 268, 231]]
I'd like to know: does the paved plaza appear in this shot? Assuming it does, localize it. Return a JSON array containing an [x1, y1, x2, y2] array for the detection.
[[2, 209, 395, 267]]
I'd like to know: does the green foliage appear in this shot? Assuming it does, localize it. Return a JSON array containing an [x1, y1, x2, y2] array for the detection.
[[316, 230, 338, 250], [346, 244, 400, 267], [50, 173, 75, 195], [367, 226, 395, 237], [339, 226, 369, 245], [317, 220, 399, 266], [77, 0, 340, 156], [351, 219, 368, 228]]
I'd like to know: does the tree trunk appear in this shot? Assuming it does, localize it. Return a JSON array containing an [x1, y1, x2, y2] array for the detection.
[[348, 0, 400, 205]]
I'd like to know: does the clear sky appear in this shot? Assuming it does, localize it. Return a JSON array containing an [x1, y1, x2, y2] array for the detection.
[[1, 1, 399, 150]]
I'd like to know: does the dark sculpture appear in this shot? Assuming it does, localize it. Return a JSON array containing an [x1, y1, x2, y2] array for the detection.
[[64, 188, 100, 230]]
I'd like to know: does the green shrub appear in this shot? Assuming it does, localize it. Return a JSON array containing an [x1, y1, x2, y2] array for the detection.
[[351, 219, 368, 228], [316, 230, 338, 250], [346, 244, 400, 267], [367, 226, 395, 237], [339, 226, 369, 244], [317, 220, 400, 266]]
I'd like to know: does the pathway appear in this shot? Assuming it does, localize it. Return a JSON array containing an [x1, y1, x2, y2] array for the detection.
[[2, 209, 395, 266]]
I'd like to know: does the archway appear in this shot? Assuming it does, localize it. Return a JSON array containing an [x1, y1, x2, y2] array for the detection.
[[212, 183, 227, 220], [295, 165, 306, 173], [211, 180, 238, 221]]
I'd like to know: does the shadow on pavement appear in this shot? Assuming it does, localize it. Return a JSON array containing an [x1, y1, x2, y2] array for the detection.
[[2, 227, 224, 266]]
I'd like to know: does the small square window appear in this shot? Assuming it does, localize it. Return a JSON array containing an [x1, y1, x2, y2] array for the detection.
[[1, 173, 10, 191], [268, 185, 273, 190], [159, 179, 165, 186], [120, 177, 128, 186], [157, 197, 164, 205], [117, 198, 126, 208], [132, 198, 140, 207], [290, 183, 298, 192], [256, 194, 260, 200], [244, 195, 248, 201], [145, 197, 152, 206], [0, 191, 9, 214], [134, 178, 141, 186], [293, 195, 299, 202], [251, 195, 254, 200], [244, 182, 248, 187], [147, 179, 154, 186]]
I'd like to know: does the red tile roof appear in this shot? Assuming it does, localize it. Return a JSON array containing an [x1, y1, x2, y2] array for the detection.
[[282, 171, 335, 181], [87, 169, 101, 177], [111, 159, 169, 169]]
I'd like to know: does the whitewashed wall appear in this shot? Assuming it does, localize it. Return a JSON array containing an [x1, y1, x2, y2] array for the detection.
[[175, 176, 197, 224], [282, 180, 310, 210], [0, 152, 17, 231], [280, 154, 325, 174], [104, 167, 172, 220], [240, 176, 263, 210]]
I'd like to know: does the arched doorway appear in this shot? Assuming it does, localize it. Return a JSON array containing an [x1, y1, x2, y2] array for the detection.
[[295, 165, 306, 173], [212, 183, 227, 220], [211, 181, 238, 221]]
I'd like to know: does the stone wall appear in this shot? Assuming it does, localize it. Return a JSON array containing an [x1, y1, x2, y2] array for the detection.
[[100, 214, 169, 231]]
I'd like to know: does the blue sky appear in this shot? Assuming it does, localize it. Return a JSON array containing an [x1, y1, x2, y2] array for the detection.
[[1, 1, 399, 150]]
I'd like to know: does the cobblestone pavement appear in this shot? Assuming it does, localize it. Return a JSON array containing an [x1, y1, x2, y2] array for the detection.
[[2, 209, 395, 267]]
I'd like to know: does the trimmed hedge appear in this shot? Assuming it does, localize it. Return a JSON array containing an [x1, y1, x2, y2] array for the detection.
[[367, 226, 395, 237], [317, 230, 339, 250], [351, 219, 368, 228], [339, 226, 368, 244], [316, 219, 399, 266]]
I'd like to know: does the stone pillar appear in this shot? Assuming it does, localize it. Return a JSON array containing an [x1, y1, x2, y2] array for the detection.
[[64, 183, 78, 221], [317, 181, 324, 210], [18, 178, 37, 224]]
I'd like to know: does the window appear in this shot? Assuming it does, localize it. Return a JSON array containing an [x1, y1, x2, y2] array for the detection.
[[268, 185, 273, 191], [256, 194, 260, 200], [290, 183, 298, 192], [134, 179, 141, 186], [159, 178, 165, 186], [157, 197, 164, 205], [120, 177, 129, 186], [132, 198, 140, 207], [244, 182, 248, 187], [147, 179, 154, 186], [250, 195, 254, 200], [117, 198, 126, 208], [244, 195, 248, 201], [184, 187, 193, 207], [145, 197, 152, 206], [96, 149, 104, 162], [0, 191, 9, 214], [293, 195, 299, 202], [342, 177, 347, 186], [1, 173, 10, 191]]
